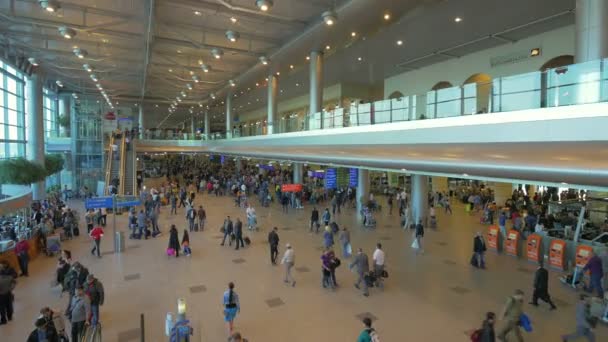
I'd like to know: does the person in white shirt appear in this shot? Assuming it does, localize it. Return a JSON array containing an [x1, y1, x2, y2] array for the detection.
[[373, 243, 385, 289], [280, 243, 296, 287]]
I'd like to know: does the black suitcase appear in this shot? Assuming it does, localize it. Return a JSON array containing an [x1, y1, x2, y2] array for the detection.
[[194, 223, 199, 232], [244, 237, 251, 245], [73, 226, 80, 237]]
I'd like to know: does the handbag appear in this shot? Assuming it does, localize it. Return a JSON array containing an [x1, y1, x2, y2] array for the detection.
[[166, 248, 176, 256], [519, 313, 532, 332], [381, 270, 389, 278]]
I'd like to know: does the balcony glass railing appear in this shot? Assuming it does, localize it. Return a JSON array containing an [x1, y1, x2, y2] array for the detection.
[[141, 58, 608, 141]]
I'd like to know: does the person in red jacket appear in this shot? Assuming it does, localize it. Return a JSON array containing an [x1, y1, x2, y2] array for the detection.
[[89, 225, 104, 258], [14, 237, 30, 277]]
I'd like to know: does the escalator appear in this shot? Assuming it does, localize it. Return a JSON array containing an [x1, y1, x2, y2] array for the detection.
[[103, 135, 122, 196], [123, 144, 137, 196], [80, 323, 102, 342]]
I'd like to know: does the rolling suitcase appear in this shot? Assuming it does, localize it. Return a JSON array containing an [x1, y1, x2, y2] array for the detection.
[[194, 223, 199, 232]]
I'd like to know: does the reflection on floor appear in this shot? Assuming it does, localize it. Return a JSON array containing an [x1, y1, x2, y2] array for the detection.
[[3, 185, 608, 341]]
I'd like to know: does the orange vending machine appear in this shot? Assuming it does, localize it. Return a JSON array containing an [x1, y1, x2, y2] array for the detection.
[[526, 234, 542, 264], [575, 245, 594, 268], [487, 226, 500, 252], [548, 239, 567, 271], [505, 230, 520, 257]]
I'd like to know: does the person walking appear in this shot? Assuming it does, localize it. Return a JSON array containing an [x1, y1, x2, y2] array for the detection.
[[223, 282, 240, 335], [14, 237, 30, 277], [170, 194, 177, 215], [268, 227, 280, 265], [137, 210, 146, 239], [561, 294, 596, 342], [197, 205, 206, 231], [387, 194, 393, 215], [472, 312, 496, 342], [186, 205, 196, 232], [357, 317, 379, 342], [582, 251, 604, 298], [350, 248, 370, 297], [498, 211, 507, 238], [246, 205, 256, 231], [280, 243, 296, 287], [339, 227, 351, 258], [40, 307, 67, 340], [473, 231, 487, 269], [402, 205, 412, 230], [443, 196, 452, 214], [529, 262, 557, 310], [497, 289, 524, 342], [220, 216, 234, 247], [149, 209, 160, 235], [84, 274, 104, 327], [322, 208, 331, 226], [182, 230, 191, 256], [323, 226, 334, 249], [414, 219, 424, 255], [310, 207, 320, 233], [27, 317, 59, 342], [168, 225, 180, 257], [234, 218, 244, 250], [69, 286, 91, 342], [89, 224, 104, 258], [321, 249, 335, 289], [373, 243, 385, 289], [0, 265, 16, 325]]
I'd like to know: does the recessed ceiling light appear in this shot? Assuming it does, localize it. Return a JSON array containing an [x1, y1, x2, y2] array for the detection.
[[357, 57, 362, 61], [462, 173, 469, 177], [58, 26, 76, 39], [73, 48, 87, 59], [225, 30, 240, 42], [177, 49, 182, 54], [256, 0, 273, 12], [168, 68, 173, 72], [295, 83, 299, 87], [306, 56, 310, 61], [55, 80, 63, 87], [186, 83, 193, 90], [201, 64, 211, 73], [211, 48, 223, 59], [155, 104, 159, 108], [229, 79, 236, 87], [39, 0, 60, 12], [383, 13, 391, 21], [289, 64, 294, 69], [194, 10, 202, 16], [351, 31, 357, 37], [276, 71, 280, 76], [230, 16, 237, 23], [28, 58, 39, 66], [396, 40, 403, 46], [325, 45, 330, 50], [322, 10, 337, 26], [259, 56, 269, 65], [265, 77, 268, 81], [454, 17, 462, 23]]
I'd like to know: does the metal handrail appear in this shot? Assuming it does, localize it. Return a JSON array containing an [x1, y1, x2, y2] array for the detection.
[[104, 136, 114, 196], [79, 322, 102, 342]]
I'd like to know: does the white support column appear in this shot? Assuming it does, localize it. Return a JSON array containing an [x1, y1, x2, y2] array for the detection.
[[226, 93, 232, 138], [204, 112, 210, 140], [58, 95, 70, 137], [26, 74, 46, 201], [309, 51, 324, 129], [356, 169, 370, 215], [138, 106, 144, 138], [267, 74, 278, 134], [411, 175, 429, 226], [292, 162, 303, 184], [575, 0, 608, 62], [190, 117, 195, 137]]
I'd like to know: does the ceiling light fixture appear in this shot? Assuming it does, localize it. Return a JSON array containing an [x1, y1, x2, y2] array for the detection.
[[28, 58, 39, 66], [322, 10, 337, 26], [210, 93, 216, 100], [383, 13, 391, 21], [211, 48, 223, 59], [351, 31, 357, 37], [289, 64, 294, 69], [325, 45, 331, 50], [39, 0, 60, 12], [180, 91, 187, 98], [454, 17, 462, 23], [229, 79, 236, 87], [225, 30, 240, 42], [192, 75, 200, 83], [71, 93, 78, 99], [201, 64, 211, 73], [306, 56, 310, 61], [73, 48, 87, 59], [259, 56, 269, 65], [90, 74, 98, 82], [194, 10, 202, 16], [396, 40, 403, 46], [55, 80, 63, 87], [83, 64, 92, 72], [230, 16, 237, 23], [168, 68, 173, 72], [96, 84, 102, 90], [256, 0, 273, 12], [58, 26, 76, 39], [186, 83, 193, 90], [357, 57, 362, 61]]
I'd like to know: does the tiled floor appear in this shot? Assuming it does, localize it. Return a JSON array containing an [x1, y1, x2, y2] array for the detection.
[[3, 185, 608, 341]]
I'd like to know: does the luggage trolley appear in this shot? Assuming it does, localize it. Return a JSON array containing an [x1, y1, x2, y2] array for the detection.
[[45, 234, 62, 256]]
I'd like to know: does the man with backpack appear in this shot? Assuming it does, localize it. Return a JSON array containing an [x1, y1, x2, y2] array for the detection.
[[497, 289, 524, 342], [357, 317, 380, 342], [84, 274, 104, 327]]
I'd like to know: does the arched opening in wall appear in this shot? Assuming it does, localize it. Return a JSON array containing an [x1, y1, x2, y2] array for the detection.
[[431, 81, 453, 91], [463, 73, 492, 114], [540, 55, 574, 71], [388, 91, 404, 99]]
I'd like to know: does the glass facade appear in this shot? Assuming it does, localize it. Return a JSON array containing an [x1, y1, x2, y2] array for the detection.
[[43, 88, 58, 138], [0, 61, 26, 159]]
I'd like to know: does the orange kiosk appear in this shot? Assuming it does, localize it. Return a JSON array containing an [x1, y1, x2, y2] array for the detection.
[[281, 184, 303, 192], [487, 226, 501, 252], [548, 239, 567, 271], [504, 230, 520, 257], [526, 234, 542, 264], [575, 245, 594, 268]]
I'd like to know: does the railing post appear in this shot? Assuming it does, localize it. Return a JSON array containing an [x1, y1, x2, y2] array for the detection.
[[140, 313, 145, 342]]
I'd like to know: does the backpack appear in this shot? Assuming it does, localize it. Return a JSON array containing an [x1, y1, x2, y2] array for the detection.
[[470, 329, 482, 342], [367, 329, 380, 342]]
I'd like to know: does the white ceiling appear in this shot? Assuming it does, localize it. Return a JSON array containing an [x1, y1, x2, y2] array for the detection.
[[0, 0, 575, 128]]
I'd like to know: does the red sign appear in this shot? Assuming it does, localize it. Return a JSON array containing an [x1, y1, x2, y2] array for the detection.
[[105, 112, 116, 120], [526, 234, 542, 263], [281, 184, 302, 192], [505, 230, 520, 257], [487, 226, 500, 251], [549, 239, 566, 271], [575, 245, 594, 268]]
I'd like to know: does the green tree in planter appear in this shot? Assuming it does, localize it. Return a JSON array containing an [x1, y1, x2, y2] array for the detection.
[[44, 154, 65, 176], [0, 158, 47, 185]]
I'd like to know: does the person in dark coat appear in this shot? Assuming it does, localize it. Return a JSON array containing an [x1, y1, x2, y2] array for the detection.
[[529, 262, 556, 310], [168, 225, 180, 257], [27, 317, 59, 342], [473, 232, 487, 269], [268, 227, 280, 265], [234, 218, 244, 250], [479, 312, 496, 342]]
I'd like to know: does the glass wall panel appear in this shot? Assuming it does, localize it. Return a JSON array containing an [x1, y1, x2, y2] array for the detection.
[[0, 60, 27, 160]]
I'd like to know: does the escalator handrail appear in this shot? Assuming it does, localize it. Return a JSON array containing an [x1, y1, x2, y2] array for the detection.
[[79, 322, 102, 342], [104, 136, 115, 196], [119, 136, 127, 196], [131, 148, 137, 196]]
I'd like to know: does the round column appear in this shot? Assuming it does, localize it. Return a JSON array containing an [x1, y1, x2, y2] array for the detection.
[[411, 175, 429, 226], [356, 169, 370, 215], [575, 0, 608, 62], [309, 51, 324, 129], [267, 74, 278, 134], [26, 74, 46, 201], [225, 93, 233, 138]]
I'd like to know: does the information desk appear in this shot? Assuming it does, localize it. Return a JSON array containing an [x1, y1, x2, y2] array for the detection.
[[0, 233, 42, 272]]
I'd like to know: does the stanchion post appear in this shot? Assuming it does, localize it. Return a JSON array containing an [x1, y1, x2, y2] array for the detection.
[[140, 313, 145, 342]]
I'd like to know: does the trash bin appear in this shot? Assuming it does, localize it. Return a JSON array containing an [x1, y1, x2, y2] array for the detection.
[[114, 231, 125, 253]]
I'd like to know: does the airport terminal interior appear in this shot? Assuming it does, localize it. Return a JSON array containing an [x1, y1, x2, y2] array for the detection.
[[2, 0, 608, 341]]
